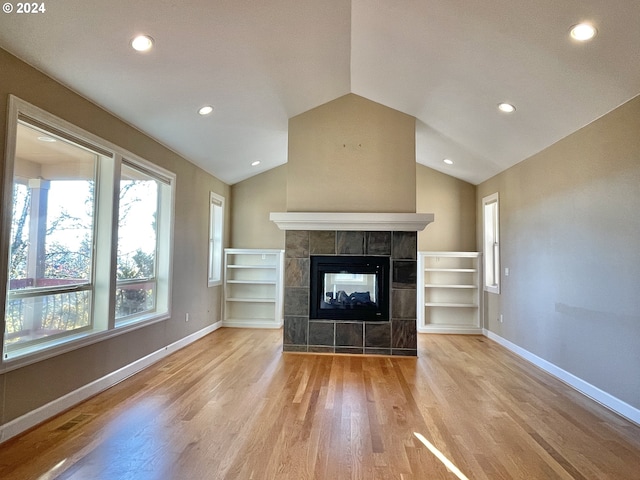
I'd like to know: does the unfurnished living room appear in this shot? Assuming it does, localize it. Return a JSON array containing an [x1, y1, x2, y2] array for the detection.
[[0, 1, 639, 479]]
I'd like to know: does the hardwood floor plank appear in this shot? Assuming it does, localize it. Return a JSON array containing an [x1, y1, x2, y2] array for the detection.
[[1, 328, 639, 479]]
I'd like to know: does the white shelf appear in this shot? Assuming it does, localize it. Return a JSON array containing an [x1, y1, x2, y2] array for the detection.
[[227, 280, 277, 285], [223, 318, 284, 329], [424, 302, 478, 307], [424, 284, 476, 289], [227, 265, 276, 269], [418, 252, 482, 334], [223, 249, 284, 329], [424, 268, 477, 272], [269, 212, 434, 231], [226, 297, 276, 303]]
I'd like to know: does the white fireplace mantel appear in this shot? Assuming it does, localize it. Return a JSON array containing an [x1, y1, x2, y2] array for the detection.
[[269, 212, 434, 231]]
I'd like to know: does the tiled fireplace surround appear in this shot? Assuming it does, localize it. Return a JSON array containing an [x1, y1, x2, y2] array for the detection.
[[282, 230, 418, 356]]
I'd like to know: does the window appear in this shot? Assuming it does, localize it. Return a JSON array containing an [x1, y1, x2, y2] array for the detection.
[[4, 122, 99, 356], [115, 161, 173, 326], [483, 192, 500, 294], [2, 96, 175, 365], [208, 192, 224, 286]]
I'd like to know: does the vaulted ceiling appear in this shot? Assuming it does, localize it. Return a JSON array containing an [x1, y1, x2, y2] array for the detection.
[[1, 0, 639, 185]]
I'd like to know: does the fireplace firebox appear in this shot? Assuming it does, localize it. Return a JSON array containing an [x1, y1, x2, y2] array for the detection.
[[310, 255, 390, 321]]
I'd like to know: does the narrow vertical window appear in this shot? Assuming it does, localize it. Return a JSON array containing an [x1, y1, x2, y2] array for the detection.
[[115, 162, 159, 322], [483, 192, 500, 293], [208, 192, 224, 286]]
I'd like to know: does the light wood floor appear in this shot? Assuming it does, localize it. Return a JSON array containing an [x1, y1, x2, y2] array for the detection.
[[0, 329, 639, 479]]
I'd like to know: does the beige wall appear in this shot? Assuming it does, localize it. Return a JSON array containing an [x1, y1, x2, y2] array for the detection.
[[0, 48, 230, 424], [230, 161, 475, 255], [287, 94, 416, 213], [230, 165, 286, 248], [477, 94, 640, 409], [416, 164, 476, 251]]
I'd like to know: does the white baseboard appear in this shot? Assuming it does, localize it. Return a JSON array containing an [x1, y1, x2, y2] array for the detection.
[[0, 321, 222, 444], [484, 329, 640, 426], [222, 320, 282, 329], [418, 325, 483, 334]]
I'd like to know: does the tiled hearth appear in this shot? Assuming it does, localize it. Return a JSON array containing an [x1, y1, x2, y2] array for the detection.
[[282, 230, 418, 356]]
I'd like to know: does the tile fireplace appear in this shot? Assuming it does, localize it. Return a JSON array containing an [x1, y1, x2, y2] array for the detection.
[[281, 230, 417, 356], [272, 212, 433, 357]]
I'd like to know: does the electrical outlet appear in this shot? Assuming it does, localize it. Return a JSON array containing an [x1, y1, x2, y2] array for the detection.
[[499, 314, 504, 323], [185, 313, 189, 322]]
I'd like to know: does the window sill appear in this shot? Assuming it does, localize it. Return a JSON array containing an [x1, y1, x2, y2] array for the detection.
[[1, 312, 169, 373]]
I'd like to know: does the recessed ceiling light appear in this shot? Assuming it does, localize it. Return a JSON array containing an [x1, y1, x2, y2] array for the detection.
[[498, 103, 516, 113], [570, 23, 597, 41], [37, 136, 57, 142], [198, 105, 214, 116], [131, 35, 154, 52], [251, 160, 261, 167], [443, 158, 454, 165]]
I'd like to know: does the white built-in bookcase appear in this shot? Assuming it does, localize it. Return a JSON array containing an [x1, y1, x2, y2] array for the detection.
[[223, 249, 284, 328], [417, 252, 482, 334]]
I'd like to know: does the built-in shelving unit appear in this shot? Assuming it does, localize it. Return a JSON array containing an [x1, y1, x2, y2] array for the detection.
[[223, 249, 284, 328], [417, 252, 482, 334]]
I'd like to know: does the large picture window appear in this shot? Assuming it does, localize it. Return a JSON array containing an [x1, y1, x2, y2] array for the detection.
[[2, 96, 175, 365], [4, 122, 99, 355]]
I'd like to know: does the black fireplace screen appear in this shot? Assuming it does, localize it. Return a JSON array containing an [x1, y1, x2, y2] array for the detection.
[[310, 256, 390, 321]]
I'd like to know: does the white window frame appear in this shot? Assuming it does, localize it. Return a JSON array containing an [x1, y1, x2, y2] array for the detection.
[[482, 192, 500, 294], [114, 157, 174, 327], [207, 191, 225, 287], [1, 96, 175, 370]]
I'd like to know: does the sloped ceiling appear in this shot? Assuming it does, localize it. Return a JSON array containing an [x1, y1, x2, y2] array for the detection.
[[1, 0, 639, 185]]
